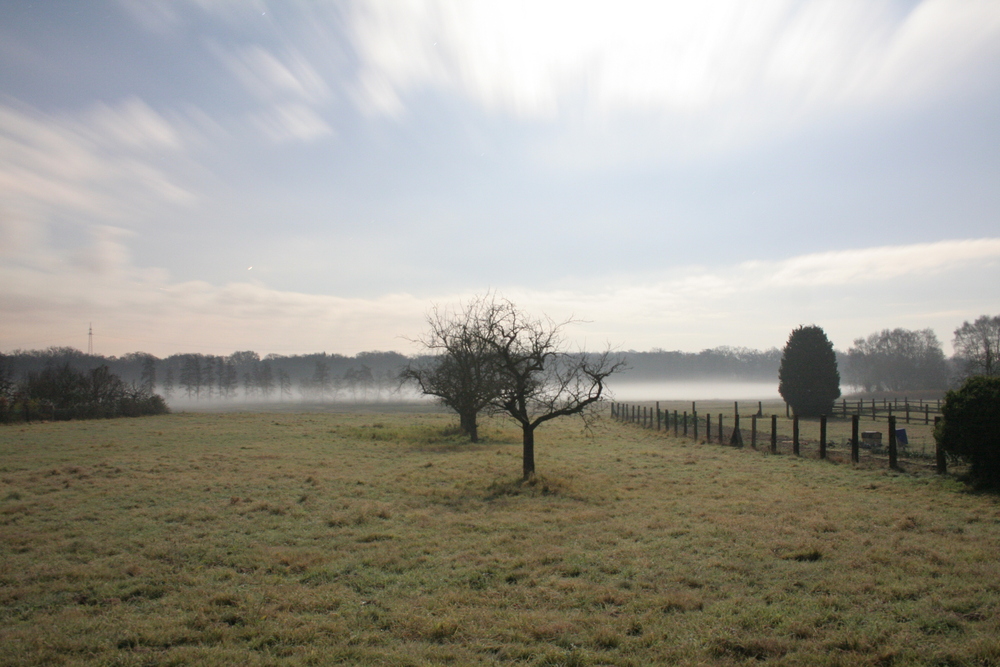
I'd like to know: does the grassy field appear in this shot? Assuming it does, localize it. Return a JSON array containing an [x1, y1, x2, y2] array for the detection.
[[2, 411, 1000, 666]]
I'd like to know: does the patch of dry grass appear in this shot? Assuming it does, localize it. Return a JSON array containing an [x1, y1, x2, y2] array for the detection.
[[2, 410, 999, 665]]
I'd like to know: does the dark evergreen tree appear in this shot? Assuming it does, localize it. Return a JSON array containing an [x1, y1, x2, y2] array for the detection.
[[778, 325, 841, 417]]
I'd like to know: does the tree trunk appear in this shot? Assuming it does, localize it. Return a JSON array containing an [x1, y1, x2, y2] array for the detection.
[[459, 411, 479, 442], [522, 425, 535, 479]]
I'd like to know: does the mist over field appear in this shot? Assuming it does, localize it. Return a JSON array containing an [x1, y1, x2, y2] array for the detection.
[[607, 380, 781, 402]]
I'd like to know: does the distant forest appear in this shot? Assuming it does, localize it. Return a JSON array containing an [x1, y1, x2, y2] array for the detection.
[[0, 339, 956, 404], [0, 346, 788, 403], [618, 347, 783, 382]]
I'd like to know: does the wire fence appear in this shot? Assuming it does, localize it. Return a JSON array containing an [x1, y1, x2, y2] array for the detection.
[[610, 400, 948, 475]]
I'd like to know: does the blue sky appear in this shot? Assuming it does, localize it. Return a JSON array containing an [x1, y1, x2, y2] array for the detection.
[[2, 0, 999, 357]]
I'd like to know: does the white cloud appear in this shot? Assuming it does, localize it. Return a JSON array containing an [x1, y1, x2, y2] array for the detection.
[[72, 225, 135, 276], [745, 238, 1000, 288], [347, 0, 1000, 156], [252, 103, 334, 143], [0, 99, 195, 221], [215, 44, 331, 103]]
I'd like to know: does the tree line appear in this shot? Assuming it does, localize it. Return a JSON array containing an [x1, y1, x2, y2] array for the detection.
[[0, 362, 167, 423], [2, 314, 996, 407], [0, 349, 411, 403]]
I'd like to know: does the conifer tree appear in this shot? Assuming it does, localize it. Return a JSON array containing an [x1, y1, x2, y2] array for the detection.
[[779, 325, 841, 417]]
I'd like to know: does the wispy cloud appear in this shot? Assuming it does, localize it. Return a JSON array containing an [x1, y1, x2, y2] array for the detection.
[[0, 99, 198, 267], [348, 0, 1000, 157], [744, 239, 1000, 288], [252, 103, 334, 143], [215, 44, 331, 104]]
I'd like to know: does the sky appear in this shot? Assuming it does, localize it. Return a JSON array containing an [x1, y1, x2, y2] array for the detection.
[[2, 0, 999, 359]]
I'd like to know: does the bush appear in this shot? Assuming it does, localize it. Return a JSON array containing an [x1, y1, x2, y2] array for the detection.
[[936, 375, 1000, 487], [2, 364, 169, 423]]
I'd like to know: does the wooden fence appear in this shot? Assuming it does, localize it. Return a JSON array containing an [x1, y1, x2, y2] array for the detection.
[[610, 400, 948, 475], [836, 397, 941, 424]]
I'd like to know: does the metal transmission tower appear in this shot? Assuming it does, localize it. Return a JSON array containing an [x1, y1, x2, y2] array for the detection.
[[88, 324, 93, 355]]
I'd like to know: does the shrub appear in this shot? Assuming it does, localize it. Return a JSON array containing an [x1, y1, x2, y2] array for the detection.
[[3, 364, 168, 423], [936, 375, 1000, 487]]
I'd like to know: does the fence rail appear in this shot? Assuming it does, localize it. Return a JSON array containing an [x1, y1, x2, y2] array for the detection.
[[836, 397, 941, 424], [610, 400, 948, 475]]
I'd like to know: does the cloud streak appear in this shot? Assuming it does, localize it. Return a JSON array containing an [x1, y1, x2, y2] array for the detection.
[[348, 0, 1000, 157]]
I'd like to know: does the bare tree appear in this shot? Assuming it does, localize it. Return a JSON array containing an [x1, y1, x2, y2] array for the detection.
[[313, 357, 332, 399], [139, 355, 157, 394], [954, 315, 1000, 379], [473, 297, 624, 478], [846, 328, 948, 392], [258, 360, 275, 399], [278, 369, 292, 401], [402, 297, 505, 442]]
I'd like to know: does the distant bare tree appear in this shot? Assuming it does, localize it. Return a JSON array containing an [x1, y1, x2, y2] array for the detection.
[[954, 315, 1000, 379], [258, 360, 274, 399], [163, 364, 174, 400], [140, 355, 157, 394], [402, 296, 508, 442], [313, 358, 332, 398], [278, 369, 292, 401], [846, 328, 948, 392], [203, 355, 215, 399], [179, 355, 201, 399]]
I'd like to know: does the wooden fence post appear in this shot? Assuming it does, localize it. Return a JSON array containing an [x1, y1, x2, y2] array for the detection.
[[683, 411, 688, 437], [656, 402, 661, 431], [674, 410, 679, 437], [924, 404, 929, 425], [851, 414, 859, 463], [751, 414, 757, 449], [718, 414, 724, 445], [888, 415, 898, 470], [935, 416, 945, 474], [732, 413, 742, 447], [705, 413, 711, 442], [905, 399, 910, 424], [792, 415, 800, 456], [693, 410, 699, 440], [771, 415, 777, 453], [819, 415, 827, 460], [872, 399, 876, 420]]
